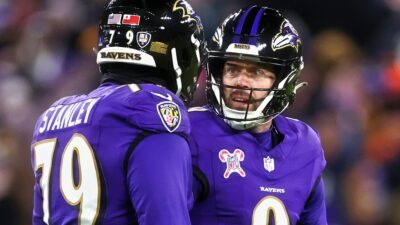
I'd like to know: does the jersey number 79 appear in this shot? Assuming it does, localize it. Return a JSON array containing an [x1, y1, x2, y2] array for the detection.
[[33, 133, 101, 225]]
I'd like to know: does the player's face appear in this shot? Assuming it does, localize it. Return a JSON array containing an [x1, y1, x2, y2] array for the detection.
[[222, 60, 276, 111]]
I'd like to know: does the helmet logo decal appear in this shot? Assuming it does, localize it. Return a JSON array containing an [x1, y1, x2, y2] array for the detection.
[[226, 43, 259, 56], [122, 14, 140, 25], [97, 47, 156, 67], [107, 14, 140, 26], [173, 0, 203, 32], [150, 42, 168, 55], [219, 149, 246, 178], [100, 51, 141, 60], [107, 14, 122, 25], [137, 32, 151, 48], [156, 101, 182, 132], [271, 20, 301, 52], [234, 43, 250, 50]]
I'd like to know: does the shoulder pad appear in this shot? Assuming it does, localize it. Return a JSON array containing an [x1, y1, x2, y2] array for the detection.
[[188, 106, 208, 112], [124, 84, 190, 134]]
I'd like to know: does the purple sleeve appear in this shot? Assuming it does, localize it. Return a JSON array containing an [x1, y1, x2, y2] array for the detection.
[[298, 177, 327, 225], [127, 133, 193, 225]]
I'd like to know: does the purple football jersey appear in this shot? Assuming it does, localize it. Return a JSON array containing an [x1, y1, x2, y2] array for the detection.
[[189, 107, 327, 225], [31, 82, 193, 225]]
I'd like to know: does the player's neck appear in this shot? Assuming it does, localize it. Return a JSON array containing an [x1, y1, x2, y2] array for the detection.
[[249, 120, 272, 133], [101, 66, 167, 87]]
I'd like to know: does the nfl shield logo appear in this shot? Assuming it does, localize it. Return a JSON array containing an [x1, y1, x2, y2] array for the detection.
[[137, 32, 151, 48], [263, 156, 275, 172], [157, 101, 181, 132]]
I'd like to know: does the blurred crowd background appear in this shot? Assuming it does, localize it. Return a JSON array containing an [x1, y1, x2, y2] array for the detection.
[[0, 0, 399, 224]]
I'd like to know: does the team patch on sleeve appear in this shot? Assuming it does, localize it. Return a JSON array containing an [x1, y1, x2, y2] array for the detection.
[[156, 101, 181, 132]]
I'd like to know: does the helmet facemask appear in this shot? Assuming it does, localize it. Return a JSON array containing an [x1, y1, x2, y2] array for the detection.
[[206, 56, 303, 130]]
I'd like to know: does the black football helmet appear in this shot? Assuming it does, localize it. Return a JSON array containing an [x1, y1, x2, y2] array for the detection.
[[97, 0, 204, 102], [206, 5, 305, 130]]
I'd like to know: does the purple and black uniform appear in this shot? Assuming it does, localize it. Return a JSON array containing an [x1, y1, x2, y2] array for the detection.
[[189, 107, 327, 225], [31, 82, 193, 225]]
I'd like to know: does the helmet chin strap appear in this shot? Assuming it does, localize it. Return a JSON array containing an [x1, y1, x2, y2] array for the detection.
[[211, 74, 274, 130], [294, 81, 307, 93], [222, 107, 266, 130], [225, 116, 275, 131]]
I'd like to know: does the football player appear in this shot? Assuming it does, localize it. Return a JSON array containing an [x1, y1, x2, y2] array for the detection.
[[31, 0, 204, 224], [189, 5, 327, 225]]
